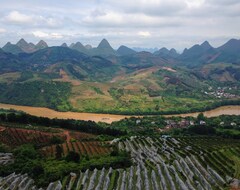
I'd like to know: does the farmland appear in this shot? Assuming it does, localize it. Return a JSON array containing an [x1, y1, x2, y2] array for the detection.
[[0, 112, 240, 189], [0, 173, 63, 190], [38, 136, 240, 190], [42, 141, 112, 158], [0, 126, 66, 147], [0, 134, 240, 189]]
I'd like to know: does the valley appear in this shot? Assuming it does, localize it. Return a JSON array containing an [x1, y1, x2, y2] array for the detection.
[[1, 0, 240, 189], [0, 39, 240, 115], [0, 38, 240, 190]]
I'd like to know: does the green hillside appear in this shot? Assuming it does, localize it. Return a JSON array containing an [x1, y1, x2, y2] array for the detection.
[[0, 40, 240, 114]]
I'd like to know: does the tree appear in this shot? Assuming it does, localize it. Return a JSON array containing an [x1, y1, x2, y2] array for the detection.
[[32, 163, 44, 176], [65, 151, 80, 163], [14, 144, 39, 160], [50, 136, 63, 144], [55, 145, 63, 159], [197, 113, 205, 121]]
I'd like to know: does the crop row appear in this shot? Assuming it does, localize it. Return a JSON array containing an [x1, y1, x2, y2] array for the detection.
[[1, 136, 239, 189], [0, 152, 13, 165], [117, 136, 240, 189], [49, 137, 239, 190], [0, 172, 63, 190], [0, 127, 66, 147], [42, 141, 112, 158]]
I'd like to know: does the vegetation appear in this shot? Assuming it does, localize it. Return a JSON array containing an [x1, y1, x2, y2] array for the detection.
[[0, 81, 72, 111], [0, 112, 240, 189], [169, 115, 240, 139], [110, 116, 166, 135], [1, 47, 240, 114], [0, 111, 126, 136], [0, 144, 131, 187]]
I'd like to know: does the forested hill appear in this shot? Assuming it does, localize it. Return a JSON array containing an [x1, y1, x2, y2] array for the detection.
[[0, 38, 239, 114]]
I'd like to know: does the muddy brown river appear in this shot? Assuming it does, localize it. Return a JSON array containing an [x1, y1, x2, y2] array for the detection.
[[0, 103, 239, 123]]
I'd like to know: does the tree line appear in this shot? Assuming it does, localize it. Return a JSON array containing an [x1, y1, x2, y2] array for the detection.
[[0, 111, 126, 136]]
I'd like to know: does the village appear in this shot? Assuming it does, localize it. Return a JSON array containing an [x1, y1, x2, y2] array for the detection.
[[204, 86, 239, 99]]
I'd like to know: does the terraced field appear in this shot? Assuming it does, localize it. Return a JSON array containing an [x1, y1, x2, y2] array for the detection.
[[0, 173, 62, 190], [0, 127, 66, 147], [42, 141, 112, 158], [0, 153, 13, 165], [1, 137, 240, 189], [44, 137, 240, 190]]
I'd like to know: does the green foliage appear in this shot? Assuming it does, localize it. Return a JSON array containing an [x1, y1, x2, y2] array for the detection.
[[17, 71, 34, 82], [197, 113, 205, 121], [0, 143, 9, 152], [50, 136, 64, 144], [168, 115, 240, 139], [14, 144, 39, 160], [108, 88, 124, 99], [0, 148, 132, 187], [96, 134, 114, 141], [0, 112, 126, 136], [37, 72, 60, 80], [111, 116, 166, 135], [32, 162, 44, 176], [55, 144, 63, 159], [0, 81, 72, 111], [188, 125, 216, 135], [66, 64, 85, 80], [65, 151, 80, 163], [91, 86, 104, 95]]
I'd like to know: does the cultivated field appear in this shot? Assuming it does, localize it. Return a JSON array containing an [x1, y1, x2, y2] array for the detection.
[[42, 141, 112, 158], [0, 127, 66, 147], [1, 136, 240, 189], [48, 136, 240, 190]]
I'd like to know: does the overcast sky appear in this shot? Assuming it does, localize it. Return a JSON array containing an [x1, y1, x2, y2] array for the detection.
[[0, 0, 239, 51]]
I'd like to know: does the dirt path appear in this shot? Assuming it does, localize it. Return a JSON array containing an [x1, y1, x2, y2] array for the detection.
[[62, 129, 71, 143]]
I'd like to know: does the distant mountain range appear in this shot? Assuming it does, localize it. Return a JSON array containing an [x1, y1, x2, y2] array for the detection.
[[1, 37, 239, 83], [1, 38, 240, 65], [2, 38, 48, 54]]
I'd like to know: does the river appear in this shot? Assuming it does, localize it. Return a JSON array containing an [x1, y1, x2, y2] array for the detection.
[[0, 103, 239, 124]]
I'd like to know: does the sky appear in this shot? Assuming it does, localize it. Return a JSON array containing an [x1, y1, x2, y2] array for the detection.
[[0, 0, 240, 51]]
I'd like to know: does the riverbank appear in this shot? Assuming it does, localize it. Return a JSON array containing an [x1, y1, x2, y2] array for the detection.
[[0, 103, 239, 124]]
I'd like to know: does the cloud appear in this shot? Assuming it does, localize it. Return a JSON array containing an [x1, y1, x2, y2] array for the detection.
[[82, 11, 123, 26], [0, 28, 6, 33], [50, 33, 63, 39], [185, 0, 205, 8], [138, 31, 151, 37], [102, 0, 186, 16], [32, 31, 49, 38], [32, 31, 63, 39], [208, 0, 240, 6], [4, 11, 33, 24], [82, 10, 183, 28], [3, 11, 62, 28]]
